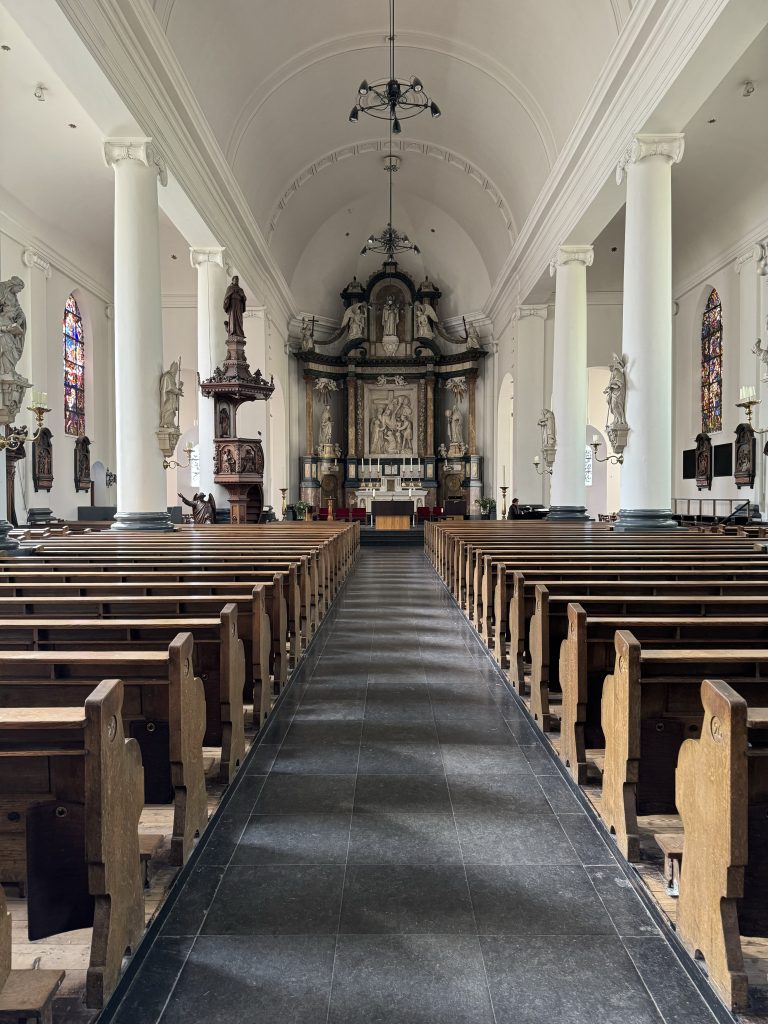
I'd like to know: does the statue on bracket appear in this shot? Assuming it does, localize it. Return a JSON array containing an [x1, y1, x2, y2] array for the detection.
[[538, 408, 557, 469], [341, 302, 368, 341], [223, 275, 247, 338], [465, 321, 482, 349], [73, 434, 91, 493], [300, 316, 315, 352], [157, 359, 184, 460], [603, 353, 628, 455], [178, 491, 216, 524], [414, 300, 438, 340], [444, 377, 468, 456], [0, 276, 31, 424], [382, 295, 401, 338], [32, 426, 53, 492]]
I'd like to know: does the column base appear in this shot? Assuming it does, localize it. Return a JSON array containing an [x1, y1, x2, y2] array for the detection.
[[613, 508, 678, 532], [546, 505, 589, 521], [111, 511, 175, 532]]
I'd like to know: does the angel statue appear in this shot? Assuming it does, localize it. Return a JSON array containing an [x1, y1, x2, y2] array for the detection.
[[300, 317, 315, 352], [603, 353, 628, 430], [341, 302, 368, 342], [465, 321, 482, 350], [414, 300, 438, 340], [753, 332, 768, 375], [179, 491, 216, 525], [538, 408, 556, 450]]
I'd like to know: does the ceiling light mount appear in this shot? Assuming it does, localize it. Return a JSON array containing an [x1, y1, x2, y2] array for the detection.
[[743, 80, 755, 98], [348, 0, 440, 131]]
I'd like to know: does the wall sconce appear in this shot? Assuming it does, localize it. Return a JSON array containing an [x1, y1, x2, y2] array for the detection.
[[162, 441, 195, 471], [591, 435, 624, 465], [532, 455, 552, 476], [105, 467, 117, 488], [0, 392, 49, 453]]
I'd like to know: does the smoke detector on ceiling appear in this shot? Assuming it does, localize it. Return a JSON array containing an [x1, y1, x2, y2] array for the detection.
[[34, 84, 47, 102], [743, 80, 755, 98]]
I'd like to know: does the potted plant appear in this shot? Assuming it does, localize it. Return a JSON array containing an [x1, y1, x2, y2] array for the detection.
[[474, 496, 497, 520], [293, 500, 311, 521]]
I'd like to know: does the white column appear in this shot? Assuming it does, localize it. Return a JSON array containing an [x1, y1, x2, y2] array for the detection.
[[615, 134, 684, 529], [190, 247, 229, 507], [737, 246, 764, 515], [104, 138, 172, 530], [514, 305, 548, 505], [548, 245, 593, 518]]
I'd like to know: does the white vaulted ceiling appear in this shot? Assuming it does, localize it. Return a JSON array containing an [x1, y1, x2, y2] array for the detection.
[[149, 0, 629, 311]]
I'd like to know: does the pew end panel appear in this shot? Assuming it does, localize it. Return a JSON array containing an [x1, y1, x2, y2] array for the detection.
[[493, 561, 509, 667], [676, 679, 750, 1012], [218, 603, 246, 784], [509, 572, 527, 690], [560, 603, 589, 784], [529, 585, 554, 732], [168, 633, 208, 865]]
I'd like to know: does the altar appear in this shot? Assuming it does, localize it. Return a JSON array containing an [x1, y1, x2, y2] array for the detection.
[[293, 261, 487, 518], [372, 499, 413, 531]]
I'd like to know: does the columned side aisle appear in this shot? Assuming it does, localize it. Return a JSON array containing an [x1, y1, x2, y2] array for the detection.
[[106, 549, 720, 1024]]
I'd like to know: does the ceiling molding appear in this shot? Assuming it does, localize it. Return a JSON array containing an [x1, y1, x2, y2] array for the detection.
[[150, 0, 174, 32], [266, 138, 517, 243], [224, 30, 558, 171], [57, 0, 296, 324], [484, 0, 736, 328], [609, 0, 634, 34], [673, 217, 768, 301]]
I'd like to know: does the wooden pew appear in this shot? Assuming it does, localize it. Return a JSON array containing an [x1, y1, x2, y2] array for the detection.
[[600, 633, 768, 860], [0, 635, 207, 865], [0, 608, 246, 783], [675, 679, 768, 1012], [558, 603, 768, 783], [0, 680, 144, 1009]]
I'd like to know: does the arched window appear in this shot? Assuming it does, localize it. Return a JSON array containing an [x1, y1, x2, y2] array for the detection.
[[701, 288, 722, 434], [63, 294, 85, 436]]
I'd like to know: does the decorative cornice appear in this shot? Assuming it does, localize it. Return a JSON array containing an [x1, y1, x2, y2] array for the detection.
[[615, 133, 685, 185], [189, 246, 227, 270], [161, 293, 196, 308], [549, 245, 594, 276], [515, 304, 548, 320], [674, 219, 768, 299], [266, 138, 516, 242], [735, 244, 766, 274], [105, 303, 114, 319], [103, 136, 168, 186], [21, 248, 52, 279]]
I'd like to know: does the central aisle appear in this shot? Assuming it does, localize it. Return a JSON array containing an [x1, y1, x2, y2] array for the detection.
[[110, 548, 719, 1024]]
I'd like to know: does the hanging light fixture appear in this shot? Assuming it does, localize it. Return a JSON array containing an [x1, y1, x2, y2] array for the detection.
[[348, 0, 441, 129], [360, 118, 420, 261]]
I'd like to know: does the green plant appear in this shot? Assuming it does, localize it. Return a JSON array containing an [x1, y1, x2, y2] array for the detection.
[[293, 500, 311, 519], [474, 496, 497, 514]]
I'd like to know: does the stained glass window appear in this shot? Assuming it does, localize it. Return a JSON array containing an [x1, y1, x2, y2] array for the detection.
[[701, 288, 722, 434], [63, 294, 85, 436]]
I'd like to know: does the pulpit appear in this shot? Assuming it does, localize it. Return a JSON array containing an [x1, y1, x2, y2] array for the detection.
[[372, 499, 413, 531]]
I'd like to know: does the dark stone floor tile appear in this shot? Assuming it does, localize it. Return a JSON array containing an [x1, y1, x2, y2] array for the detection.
[[481, 934, 664, 1024], [537, 773, 584, 814], [260, 714, 294, 744], [558, 813, 618, 865], [253, 773, 356, 814], [201, 864, 345, 934], [361, 720, 438, 744], [328, 935, 495, 1024], [519, 742, 560, 774], [222, 774, 267, 816], [161, 864, 226, 937], [348, 811, 462, 865], [196, 814, 248, 866], [354, 774, 453, 814], [293, 699, 365, 722], [244, 743, 281, 775], [623, 936, 720, 1024], [159, 935, 336, 1024], [112, 936, 194, 1024], [447, 773, 554, 816], [272, 742, 360, 774], [363, 701, 435, 724], [586, 867, 660, 936], [230, 812, 351, 865], [434, 717, 516, 744], [340, 865, 475, 934], [358, 740, 445, 775], [441, 742, 530, 775], [281, 719, 363, 746], [467, 864, 614, 935], [455, 812, 579, 865]]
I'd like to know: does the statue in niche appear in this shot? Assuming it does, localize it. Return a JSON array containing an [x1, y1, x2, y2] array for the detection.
[[241, 447, 256, 473], [159, 360, 184, 429], [446, 403, 464, 447], [604, 354, 628, 430], [218, 405, 231, 437], [341, 302, 368, 341], [223, 275, 247, 338], [224, 448, 237, 473], [300, 317, 315, 352], [538, 408, 556, 450], [370, 409, 384, 452], [382, 295, 401, 338], [179, 491, 216, 524], [0, 276, 26, 376], [319, 406, 334, 447], [414, 300, 438, 340]]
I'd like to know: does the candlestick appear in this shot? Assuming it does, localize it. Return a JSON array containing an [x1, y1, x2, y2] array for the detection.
[[502, 464, 506, 486]]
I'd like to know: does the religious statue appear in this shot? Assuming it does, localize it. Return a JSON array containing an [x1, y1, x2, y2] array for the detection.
[[341, 302, 368, 341], [446, 404, 464, 447], [370, 409, 384, 452], [74, 434, 91, 492], [604, 354, 627, 429], [223, 275, 247, 339], [465, 322, 482, 349], [241, 446, 256, 473], [159, 360, 184, 429], [319, 406, 333, 447], [300, 317, 315, 352], [0, 276, 27, 376], [224, 448, 237, 472], [179, 491, 216, 524], [218, 405, 231, 437], [753, 331, 768, 377], [538, 408, 556, 450], [414, 300, 438, 340], [382, 295, 400, 338]]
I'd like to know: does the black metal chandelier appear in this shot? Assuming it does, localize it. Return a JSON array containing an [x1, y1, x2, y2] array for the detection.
[[360, 123, 420, 260], [348, 0, 440, 135]]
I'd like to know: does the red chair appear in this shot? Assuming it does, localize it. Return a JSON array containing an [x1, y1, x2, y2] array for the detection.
[[316, 507, 329, 521], [431, 506, 445, 521], [350, 508, 367, 524], [416, 507, 431, 523], [336, 507, 350, 522]]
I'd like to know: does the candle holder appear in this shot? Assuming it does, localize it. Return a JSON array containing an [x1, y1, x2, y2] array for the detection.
[[280, 487, 288, 520], [105, 467, 117, 489], [0, 398, 50, 453], [162, 440, 195, 471], [327, 497, 334, 521], [500, 485, 508, 518], [532, 456, 552, 477], [590, 438, 624, 465], [736, 397, 760, 426]]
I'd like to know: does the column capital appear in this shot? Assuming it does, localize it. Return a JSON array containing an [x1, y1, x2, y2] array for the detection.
[[515, 304, 548, 321], [616, 133, 684, 185], [189, 246, 228, 271], [735, 243, 766, 274], [549, 244, 594, 277], [103, 137, 168, 186], [21, 247, 52, 279], [105, 303, 114, 320]]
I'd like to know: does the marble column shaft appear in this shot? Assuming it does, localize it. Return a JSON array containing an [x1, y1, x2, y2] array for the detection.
[[305, 376, 314, 455], [347, 378, 356, 455], [468, 376, 477, 455], [426, 375, 435, 454], [104, 137, 172, 530]]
